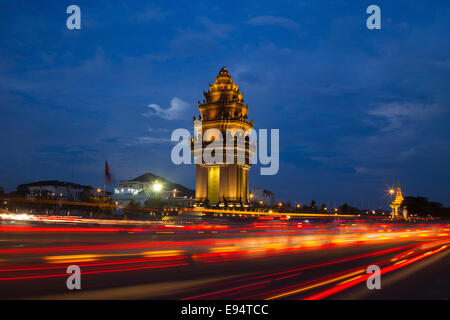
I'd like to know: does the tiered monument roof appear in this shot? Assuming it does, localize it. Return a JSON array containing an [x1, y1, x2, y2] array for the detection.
[[392, 186, 404, 206], [196, 67, 251, 128]]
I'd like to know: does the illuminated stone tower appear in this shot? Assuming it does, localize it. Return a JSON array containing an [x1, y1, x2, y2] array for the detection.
[[193, 67, 254, 207], [390, 185, 404, 218]]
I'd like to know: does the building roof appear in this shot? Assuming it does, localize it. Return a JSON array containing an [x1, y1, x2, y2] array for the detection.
[[19, 180, 92, 190], [121, 173, 195, 196]]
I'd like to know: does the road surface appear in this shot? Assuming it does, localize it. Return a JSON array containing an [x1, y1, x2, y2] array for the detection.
[[0, 214, 449, 299]]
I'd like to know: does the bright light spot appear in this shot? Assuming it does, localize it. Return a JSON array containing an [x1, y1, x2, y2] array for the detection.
[[153, 182, 162, 192]]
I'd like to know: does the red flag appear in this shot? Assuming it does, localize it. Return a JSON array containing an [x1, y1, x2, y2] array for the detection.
[[105, 161, 112, 185]]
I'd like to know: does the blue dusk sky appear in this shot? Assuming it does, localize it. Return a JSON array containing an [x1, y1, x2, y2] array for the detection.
[[0, 0, 449, 208]]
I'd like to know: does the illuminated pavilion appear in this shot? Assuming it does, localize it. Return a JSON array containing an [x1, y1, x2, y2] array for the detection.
[[192, 67, 255, 207], [390, 185, 407, 218]]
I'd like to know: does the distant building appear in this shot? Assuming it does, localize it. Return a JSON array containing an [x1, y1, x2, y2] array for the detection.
[[250, 188, 275, 206], [19, 180, 92, 201], [112, 173, 195, 207], [112, 187, 149, 206]]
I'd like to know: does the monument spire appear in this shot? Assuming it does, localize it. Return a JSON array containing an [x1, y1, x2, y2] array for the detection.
[[390, 184, 406, 218], [193, 67, 254, 208]]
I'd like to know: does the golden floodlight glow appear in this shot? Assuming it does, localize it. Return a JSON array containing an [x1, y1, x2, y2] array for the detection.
[[194, 68, 253, 205]]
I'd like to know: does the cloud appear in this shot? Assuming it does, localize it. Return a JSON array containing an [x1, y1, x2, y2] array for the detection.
[[133, 6, 168, 23], [399, 147, 416, 159], [199, 17, 235, 38], [136, 136, 171, 144], [148, 127, 169, 133], [247, 16, 299, 30], [367, 102, 444, 132], [354, 166, 370, 174], [142, 97, 190, 120], [298, 1, 311, 8], [168, 18, 235, 56]]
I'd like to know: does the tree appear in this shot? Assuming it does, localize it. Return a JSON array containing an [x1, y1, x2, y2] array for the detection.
[[144, 198, 166, 209], [123, 199, 142, 215], [90, 193, 114, 216], [129, 199, 140, 208], [402, 196, 444, 217], [0, 186, 4, 195], [10, 184, 29, 197], [338, 203, 359, 214], [78, 189, 94, 202]]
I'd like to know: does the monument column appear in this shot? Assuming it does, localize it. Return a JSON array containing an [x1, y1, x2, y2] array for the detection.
[[192, 67, 255, 207]]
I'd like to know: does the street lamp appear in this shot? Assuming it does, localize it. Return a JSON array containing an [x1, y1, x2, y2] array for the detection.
[[153, 182, 162, 192]]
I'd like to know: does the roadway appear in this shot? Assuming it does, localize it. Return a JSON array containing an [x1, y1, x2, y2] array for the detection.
[[0, 214, 449, 299]]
